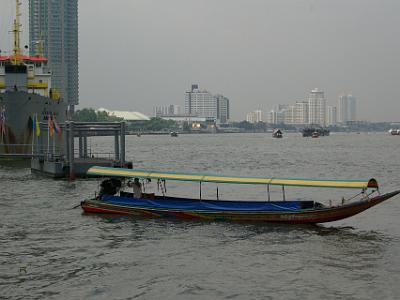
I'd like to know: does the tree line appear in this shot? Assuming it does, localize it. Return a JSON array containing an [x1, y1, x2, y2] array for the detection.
[[72, 108, 179, 131]]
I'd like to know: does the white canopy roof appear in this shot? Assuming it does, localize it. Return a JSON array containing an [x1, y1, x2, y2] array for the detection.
[[97, 108, 150, 121]]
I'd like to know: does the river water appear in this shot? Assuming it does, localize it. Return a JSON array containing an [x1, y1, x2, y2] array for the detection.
[[1, 133, 400, 299]]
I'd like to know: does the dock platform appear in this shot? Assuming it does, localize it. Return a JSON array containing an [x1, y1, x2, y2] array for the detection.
[[29, 121, 132, 179]]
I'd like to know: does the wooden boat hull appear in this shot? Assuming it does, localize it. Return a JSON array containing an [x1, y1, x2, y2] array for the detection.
[[81, 190, 400, 224]]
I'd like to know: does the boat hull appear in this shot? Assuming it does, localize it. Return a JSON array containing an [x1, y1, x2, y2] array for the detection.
[[0, 91, 67, 155], [81, 190, 400, 224]]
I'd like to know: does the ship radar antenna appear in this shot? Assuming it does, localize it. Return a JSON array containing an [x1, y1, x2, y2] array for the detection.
[[11, 0, 23, 65]]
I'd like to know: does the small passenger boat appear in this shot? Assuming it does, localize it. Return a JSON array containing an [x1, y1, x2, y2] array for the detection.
[[302, 127, 330, 137], [81, 166, 400, 224], [171, 131, 178, 137], [272, 129, 283, 138], [389, 129, 400, 136], [311, 131, 320, 138]]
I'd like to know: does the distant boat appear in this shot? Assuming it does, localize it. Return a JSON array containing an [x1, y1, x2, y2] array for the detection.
[[311, 131, 320, 138], [302, 127, 330, 137], [170, 131, 178, 137], [136, 132, 141, 137], [272, 129, 283, 138], [388, 129, 400, 135]]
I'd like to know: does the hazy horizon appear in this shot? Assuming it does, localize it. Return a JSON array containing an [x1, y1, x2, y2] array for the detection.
[[1, 0, 399, 122]]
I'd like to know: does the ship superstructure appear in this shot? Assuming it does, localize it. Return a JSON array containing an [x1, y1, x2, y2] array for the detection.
[[0, 0, 67, 155]]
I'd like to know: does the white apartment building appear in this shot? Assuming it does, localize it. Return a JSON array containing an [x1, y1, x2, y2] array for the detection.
[[268, 102, 308, 125], [338, 94, 356, 123], [267, 110, 285, 124], [295, 101, 309, 125], [327, 106, 337, 126], [185, 84, 230, 122], [185, 86, 216, 118], [153, 104, 182, 117], [284, 105, 296, 124], [308, 88, 326, 126], [246, 110, 262, 123]]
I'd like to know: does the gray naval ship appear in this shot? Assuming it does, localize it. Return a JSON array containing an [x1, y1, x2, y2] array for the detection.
[[0, 0, 67, 156]]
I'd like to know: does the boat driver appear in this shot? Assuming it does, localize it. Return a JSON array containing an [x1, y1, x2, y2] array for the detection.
[[132, 178, 142, 199]]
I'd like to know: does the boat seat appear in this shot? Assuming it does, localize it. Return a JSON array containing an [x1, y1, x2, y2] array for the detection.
[[300, 201, 315, 209], [120, 191, 134, 198]]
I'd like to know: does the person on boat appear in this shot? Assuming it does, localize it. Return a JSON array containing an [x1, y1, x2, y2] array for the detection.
[[132, 178, 142, 199], [98, 178, 122, 198]]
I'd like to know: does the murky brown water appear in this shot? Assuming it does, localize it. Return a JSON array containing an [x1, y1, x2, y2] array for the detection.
[[1, 133, 400, 299]]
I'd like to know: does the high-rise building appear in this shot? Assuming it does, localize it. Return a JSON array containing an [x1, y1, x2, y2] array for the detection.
[[267, 110, 284, 124], [185, 85, 216, 118], [284, 105, 296, 124], [348, 96, 356, 121], [185, 84, 229, 122], [215, 95, 230, 123], [338, 94, 357, 124], [308, 88, 326, 126], [153, 105, 182, 117], [327, 106, 337, 126], [29, 0, 79, 111], [295, 101, 309, 125], [246, 110, 262, 123]]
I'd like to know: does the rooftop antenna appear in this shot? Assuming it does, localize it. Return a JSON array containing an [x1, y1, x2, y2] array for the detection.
[[34, 33, 45, 57]]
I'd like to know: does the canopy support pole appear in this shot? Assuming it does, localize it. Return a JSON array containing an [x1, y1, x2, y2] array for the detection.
[[199, 182, 202, 200], [282, 185, 286, 201], [217, 186, 219, 200], [267, 184, 270, 202]]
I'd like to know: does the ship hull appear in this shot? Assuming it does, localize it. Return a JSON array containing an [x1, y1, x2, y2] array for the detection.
[[0, 91, 67, 155]]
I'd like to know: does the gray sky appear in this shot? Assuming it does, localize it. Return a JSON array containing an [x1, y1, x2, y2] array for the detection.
[[1, 0, 400, 121]]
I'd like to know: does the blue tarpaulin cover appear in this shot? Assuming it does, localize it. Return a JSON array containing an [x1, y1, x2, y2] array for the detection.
[[101, 195, 307, 212]]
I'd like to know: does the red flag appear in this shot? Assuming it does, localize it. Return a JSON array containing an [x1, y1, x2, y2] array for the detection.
[[48, 114, 55, 137], [52, 114, 61, 135]]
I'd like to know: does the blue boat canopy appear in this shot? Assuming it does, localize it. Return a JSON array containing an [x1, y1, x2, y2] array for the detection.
[[87, 166, 379, 189]]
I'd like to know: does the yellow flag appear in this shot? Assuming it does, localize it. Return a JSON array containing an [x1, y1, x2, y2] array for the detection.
[[36, 113, 40, 136]]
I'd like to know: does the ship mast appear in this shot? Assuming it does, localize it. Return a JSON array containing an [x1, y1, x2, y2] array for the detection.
[[11, 0, 23, 65]]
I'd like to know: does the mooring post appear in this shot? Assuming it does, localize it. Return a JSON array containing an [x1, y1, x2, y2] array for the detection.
[[65, 122, 70, 163], [83, 134, 88, 158], [114, 128, 120, 162], [78, 130, 83, 158], [39, 122, 44, 159], [120, 122, 126, 167], [68, 121, 75, 180]]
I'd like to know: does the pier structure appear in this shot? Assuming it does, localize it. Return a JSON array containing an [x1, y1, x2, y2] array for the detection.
[[30, 121, 131, 178]]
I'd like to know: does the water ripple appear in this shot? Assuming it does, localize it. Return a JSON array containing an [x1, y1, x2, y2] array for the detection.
[[1, 133, 400, 299]]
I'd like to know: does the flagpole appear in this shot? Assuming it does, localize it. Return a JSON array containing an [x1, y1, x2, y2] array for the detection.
[[53, 129, 56, 158], [31, 115, 35, 156], [47, 116, 50, 159], [0, 106, 4, 144]]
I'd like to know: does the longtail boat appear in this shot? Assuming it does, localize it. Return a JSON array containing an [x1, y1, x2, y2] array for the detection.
[[81, 166, 400, 224]]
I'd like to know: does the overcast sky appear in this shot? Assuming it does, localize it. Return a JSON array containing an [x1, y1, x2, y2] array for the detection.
[[1, 0, 399, 121]]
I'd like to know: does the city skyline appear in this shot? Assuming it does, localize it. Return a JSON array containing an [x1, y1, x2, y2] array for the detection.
[[1, 0, 399, 121]]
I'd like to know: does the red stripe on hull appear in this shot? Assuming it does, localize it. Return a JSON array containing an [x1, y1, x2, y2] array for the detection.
[[80, 190, 400, 224]]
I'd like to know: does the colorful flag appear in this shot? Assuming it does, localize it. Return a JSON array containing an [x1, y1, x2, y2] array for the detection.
[[32, 114, 36, 131], [52, 114, 61, 135], [35, 113, 41, 137], [48, 114, 54, 137]]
